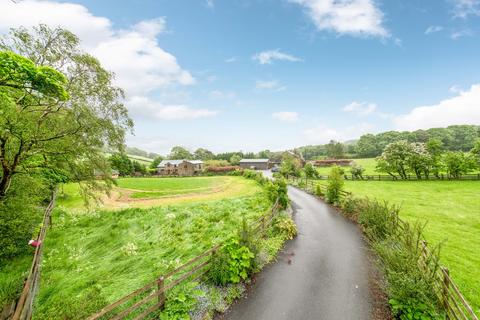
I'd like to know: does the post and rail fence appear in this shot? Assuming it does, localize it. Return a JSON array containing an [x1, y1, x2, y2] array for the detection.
[[5, 191, 57, 320], [86, 199, 281, 320], [288, 177, 478, 320], [311, 173, 480, 181]]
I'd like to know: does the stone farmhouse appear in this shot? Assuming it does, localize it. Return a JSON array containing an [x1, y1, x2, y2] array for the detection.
[[157, 160, 204, 176]]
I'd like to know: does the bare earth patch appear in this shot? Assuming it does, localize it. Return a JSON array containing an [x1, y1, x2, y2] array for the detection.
[[95, 178, 258, 210]]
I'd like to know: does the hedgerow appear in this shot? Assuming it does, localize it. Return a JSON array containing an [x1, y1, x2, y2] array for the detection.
[[340, 197, 444, 319]]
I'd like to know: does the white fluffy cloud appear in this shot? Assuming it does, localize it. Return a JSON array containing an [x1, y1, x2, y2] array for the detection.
[[255, 80, 286, 91], [290, 0, 388, 37], [393, 84, 480, 131], [425, 25, 443, 34], [0, 0, 194, 96], [451, 0, 480, 18], [303, 122, 374, 144], [342, 101, 377, 115], [252, 49, 302, 65], [272, 112, 299, 122], [127, 96, 218, 121], [205, 0, 215, 9]]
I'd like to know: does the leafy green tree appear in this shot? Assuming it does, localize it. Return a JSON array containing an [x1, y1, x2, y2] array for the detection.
[[449, 125, 479, 151], [169, 146, 192, 159], [426, 138, 444, 178], [257, 149, 272, 159], [132, 161, 147, 175], [326, 140, 345, 159], [326, 166, 344, 204], [350, 163, 365, 179], [280, 154, 301, 177], [356, 134, 379, 157], [375, 141, 412, 179], [443, 152, 477, 178], [150, 156, 164, 169], [407, 143, 432, 179], [109, 154, 133, 176], [304, 163, 318, 179], [0, 25, 132, 199], [471, 139, 480, 167], [0, 51, 69, 197], [243, 152, 256, 159], [229, 154, 242, 165], [193, 148, 214, 160]]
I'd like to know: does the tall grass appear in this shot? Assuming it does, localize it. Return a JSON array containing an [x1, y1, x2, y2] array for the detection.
[[34, 193, 271, 319], [348, 198, 444, 319]]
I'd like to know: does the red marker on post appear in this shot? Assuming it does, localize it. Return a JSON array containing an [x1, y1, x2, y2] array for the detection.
[[28, 240, 41, 248]]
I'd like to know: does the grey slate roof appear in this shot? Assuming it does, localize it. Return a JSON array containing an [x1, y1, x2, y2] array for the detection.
[[239, 159, 269, 163], [157, 159, 203, 168]]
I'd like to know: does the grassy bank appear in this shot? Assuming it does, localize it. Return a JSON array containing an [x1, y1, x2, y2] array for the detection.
[[34, 180, 273, 319], [342, 180, 480, 313]]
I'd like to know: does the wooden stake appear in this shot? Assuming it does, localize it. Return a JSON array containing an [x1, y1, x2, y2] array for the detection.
[[157, 277, 165, 309]]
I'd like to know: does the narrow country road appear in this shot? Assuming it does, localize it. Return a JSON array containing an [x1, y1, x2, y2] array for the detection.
[[222, 186, 373, 320]]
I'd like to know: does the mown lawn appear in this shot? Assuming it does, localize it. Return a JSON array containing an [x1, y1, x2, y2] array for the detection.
[[57, 176, 256, 210], [34, 179, 271, 319], [342, 180, 480, 313], [315, 158, 377, 176]]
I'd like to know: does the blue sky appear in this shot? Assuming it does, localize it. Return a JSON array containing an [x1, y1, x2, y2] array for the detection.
[[1, 0, 480, 154]]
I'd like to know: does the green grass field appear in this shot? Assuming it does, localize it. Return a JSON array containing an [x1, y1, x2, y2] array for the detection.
[[104, 153, 153, 166], [342, 180, 480, 313], [314, 157, 480, 177], [32, 176, 271, 319], [57, 176, 257, 210], [315, 158, 377, 176]]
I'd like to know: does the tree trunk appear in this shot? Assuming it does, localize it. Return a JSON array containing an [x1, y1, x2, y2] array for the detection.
[[0, 171, 12, 199]]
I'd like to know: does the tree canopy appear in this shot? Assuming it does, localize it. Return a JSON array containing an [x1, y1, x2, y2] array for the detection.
[[0, 25, 132, 200], [168, 146, 193, 159]]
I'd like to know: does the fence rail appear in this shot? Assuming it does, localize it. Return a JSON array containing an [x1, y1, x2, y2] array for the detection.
[[419, 242, 478, 320], [87, 199, 281, 320], [289, 178, 478, 320], [311, 173, 480, 181], [9, 191, 57, 320]]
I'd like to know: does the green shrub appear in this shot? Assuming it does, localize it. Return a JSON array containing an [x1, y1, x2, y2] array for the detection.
[[352, 197, 443, 319], [208, 238, 254, 285], [374, 223, 443, 319], [340, 195, 358, 216], [0, 176, 46, 261], [238, 218, 260, 270], [357, 200, 399, 241], [298, 180, 306, 188], [272, 214, 297, 240], [161, 282, 203, 320], [350, 164, 365, 179], [326, 166, 344, 204], [315, 184, 324, 197], [265, 178, 289, 209]]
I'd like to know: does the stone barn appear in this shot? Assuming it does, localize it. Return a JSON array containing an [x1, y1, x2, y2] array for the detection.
[[239, 159, 270, 170], [157, 160, 204, 176]]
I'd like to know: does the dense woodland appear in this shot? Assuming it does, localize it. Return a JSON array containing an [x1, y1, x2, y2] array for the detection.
[[296, 125, 480, 160]]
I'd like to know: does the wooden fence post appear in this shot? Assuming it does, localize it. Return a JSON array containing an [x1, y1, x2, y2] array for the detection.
[[157, 276, 165, 308], [442, 267, 450, 318]]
